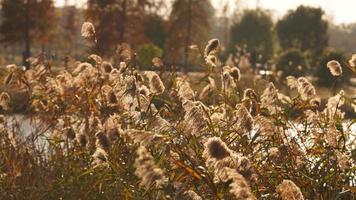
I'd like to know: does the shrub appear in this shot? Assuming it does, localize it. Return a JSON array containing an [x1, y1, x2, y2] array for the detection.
[[276, 48, 308, 77], [314, 50, 350, 87], [137, 44, 163, 70]]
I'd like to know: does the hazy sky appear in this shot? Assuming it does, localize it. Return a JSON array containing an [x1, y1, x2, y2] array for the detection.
[[56, 0, 356, 24]]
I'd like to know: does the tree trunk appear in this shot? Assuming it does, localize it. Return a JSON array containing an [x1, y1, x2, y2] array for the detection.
[[183, 0, 192, 73], [41, 43, 45, 53], [23, 0, 31, 69], [119, 0, 127, 43]]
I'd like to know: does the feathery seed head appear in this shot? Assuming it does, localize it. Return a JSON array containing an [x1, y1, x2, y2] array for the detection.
[[101, 61, 113, 73], [176, 190, 203, 200], [152, 57, 163, 68], [230, 67, 241, 82], [243, 88, 258, 100], [77, 133, 88, 147], [176, 77, 195, 100], [225, 168, 256, 200], [348, 54, 356, 67], [276, 180, 304, 200], [92, 148, 108, 166], [309, 97, 321, 108], [134, 146, 167, 189], [145, 72, 165, 95], [64, 126, 76, 140], [235, 104, 254, 133], [335, 151, 350, 170], [73, 62, 93, 75], [204, 38, 220, 57], [203, 137, 231, 160], [95, 131, 110, 150], [286, 76, 298, 89], [0, 92, 11, 111], [6, 64, 17, 72], [297, 77, 316, 100], [327, 60, 343, 76], [81, 22, 96, 39], [88, 54, 102, 65], [268, 147, 279, 159], [205, 54, 217, 67]]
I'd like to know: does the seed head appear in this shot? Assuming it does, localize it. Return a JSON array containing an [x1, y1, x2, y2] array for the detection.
[[64, 126, 76, 140], [325, 126, 339, 148], [93, 148, 108, 166], [134, 146, 167, 189], [222, 71, 236, 93], [138, 85, 150, 96], [198, 77, 215, 100], [242, 88, 258, 101], [229, 67, 241, 82], [335, 151, 350, 170], [254, 115, 274, 137], [327, 60, 342, 76], [0, 92, 11, 111], [204, 38, 220, 57], [73, 62, 93, 75], [276, 180, 304, 200], [6, 64, 17, 72], [205, 54, 218, 67], [297, 77, 316, 100], [260, 82, 278, 113], [203, 137, 231, 160], [268, 147, 279, 159], [101, 61, 113, 73], [95, 131, 110, 150], [348, 54, 356, 67], [176, 77, 195, 100], [81, 22, 96, 39], [176, 190, 203, 200], [286, 76, 298, 90], [309, 97, 321, 108], [146, 72, 165, 95], [225, 168, 256, 200], [235, 104, 254, 133], [88, 54, 102, 65], [77, 133, 88, 147], [152, 57, 163, 68]]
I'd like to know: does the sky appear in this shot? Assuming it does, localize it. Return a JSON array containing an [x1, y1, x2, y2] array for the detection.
[[56, 0, 356, 24]]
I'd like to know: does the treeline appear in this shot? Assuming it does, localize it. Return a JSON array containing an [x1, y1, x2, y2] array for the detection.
[[0, 1, 355, 85], [0, 0, 214, 69], [0, 0, 82, 66]]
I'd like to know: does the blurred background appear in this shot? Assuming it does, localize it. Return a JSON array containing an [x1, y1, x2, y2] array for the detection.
[[0, 0, 356, 90]]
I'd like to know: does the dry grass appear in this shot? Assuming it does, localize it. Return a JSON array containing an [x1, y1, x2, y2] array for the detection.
[[0, 28, 355, 200]]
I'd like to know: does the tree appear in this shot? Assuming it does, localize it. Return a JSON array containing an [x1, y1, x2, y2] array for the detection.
[[230, 9, 274, 62], [276, 6, 328, 58], [144, 14, 167, 50], [86, 0, 162, 57], [166, 0, 214, 69], [52, 5, 82, 59], [62, 6, 79, 50], [329, 23, 356, 54], [0, 0, 55, 67]]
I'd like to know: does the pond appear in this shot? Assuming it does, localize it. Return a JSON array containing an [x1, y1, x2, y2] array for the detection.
[[5, 114, 356, 141]]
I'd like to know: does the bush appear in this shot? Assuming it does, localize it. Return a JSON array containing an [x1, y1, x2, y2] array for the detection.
[[137, 44, 163, 70], [314, 50, 350, 87], [276, 48, 308, 77]]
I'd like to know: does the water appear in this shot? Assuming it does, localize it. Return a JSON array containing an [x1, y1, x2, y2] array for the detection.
[[4, 114, 356, 142]]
